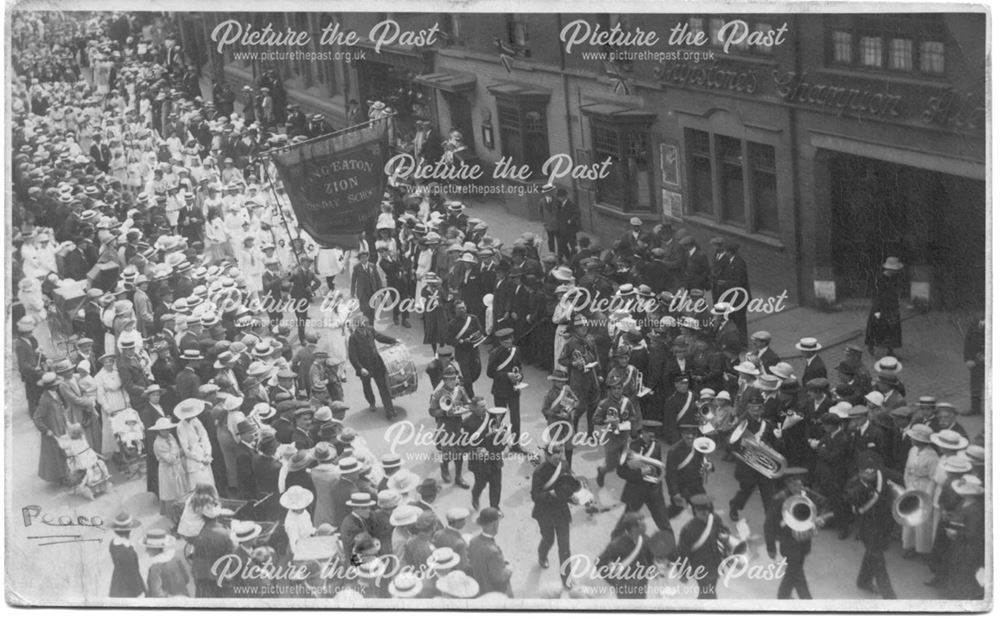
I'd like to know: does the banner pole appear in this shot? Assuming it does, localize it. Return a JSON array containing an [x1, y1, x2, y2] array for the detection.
[[259, 156, 304, 267]]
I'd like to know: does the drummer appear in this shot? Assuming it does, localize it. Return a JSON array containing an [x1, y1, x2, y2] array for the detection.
[[346, 315, 400, 420]]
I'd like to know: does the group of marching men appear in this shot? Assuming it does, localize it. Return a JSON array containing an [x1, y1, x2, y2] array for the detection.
[[11, 10, 986, 603]]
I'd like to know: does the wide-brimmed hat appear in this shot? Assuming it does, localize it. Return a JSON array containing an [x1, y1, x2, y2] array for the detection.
[[905, 424, 934, 444], [280, 485, 315, 510], [287, 450, 314, 472], [337, 456, 361, 474], [769, 362, 795, 381], [427, 546, 461, 570], [377, 489, 402, 510], [795, 337, 822, 352], [733, 361, 759, 376], [930, 430, 968, 451], [174, 398, 207, 420], [387, 469, 420, 494], [231, 519, 263, 544], [436, 571, 480, 598], [148, 417, 178, 432], [388, 504, 422, 527], [313, 442, 336, 464], [951, 475, 984, 496], [882, 256, 904, 271], [753, 375, 780, 392]]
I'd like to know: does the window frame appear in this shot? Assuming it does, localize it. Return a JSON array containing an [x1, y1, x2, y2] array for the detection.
[[587, 115, 657, 213], [683, 127, 780, 237], [825, 15, 947, 77]]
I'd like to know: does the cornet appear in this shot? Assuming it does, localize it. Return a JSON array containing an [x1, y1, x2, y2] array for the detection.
[[888, 482, 931, 527], [439, 393, 454, 413], [693, 436, 716, 484], [511, 366, 527, 390], [781, 494, 835, 541]]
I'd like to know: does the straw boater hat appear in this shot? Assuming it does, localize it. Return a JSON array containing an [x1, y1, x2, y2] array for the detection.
[[930, 429, 968, 451], [109, 512, 142, 531], [173, 398, 206, 420], [280, 485, 314, 510], [141, 528, 176, 549], [795, 337, 822, 352], [951, 475, 984, 496], [388, 572, 424, 598], [388, 469, 420, 494], [905, 424, 933, 444], [874, 356, 902, 375], [427, 546, 461, 572], [231, 519, 263, 544], [436, 570, 480, 599]]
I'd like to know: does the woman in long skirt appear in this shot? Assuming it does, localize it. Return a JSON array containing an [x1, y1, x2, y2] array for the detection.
[[864, 256, 905, 356], [95, 353, 130, 457], [901, 425, 939, 558], [34, 373, 69, 484], [150, 418, 190, 515], [108, 512, 146, 598]]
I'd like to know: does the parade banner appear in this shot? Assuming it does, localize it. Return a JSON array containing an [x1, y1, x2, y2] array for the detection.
[[269, 118, 389, 248]]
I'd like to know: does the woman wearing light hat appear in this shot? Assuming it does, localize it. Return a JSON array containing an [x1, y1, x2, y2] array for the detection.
[[150, 417, 189, 514], [281, 485, 316, 553], [108, 512, 146, 597], [143, 528, 195, 597], [901, 424, 938, 558], [864, 256, 904, 357], [175, 398, 216, 489], [95, 351, 130, 457], [944, 475, 985, 600]]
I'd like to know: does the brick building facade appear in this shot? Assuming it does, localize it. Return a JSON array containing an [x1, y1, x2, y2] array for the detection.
[[181, 12, 986, 309]]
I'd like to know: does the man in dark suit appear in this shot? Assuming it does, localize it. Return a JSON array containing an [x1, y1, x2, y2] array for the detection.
[[729, 393, 780, 521], [468, 508, 512, 597], [539, 185, 559, 253], [597, 512, 654, 599], [289, 256, 321, 343], [620, 217, 645, 255], [531, 442, 573, 587], [82, 289, 106, 358], [617, 419, 672, 532], [486, 328, 525, 453], [347, 316, 398, 418], [252, 435, 283, 520], [350, 250, 383, 325], [797, 338, 827, 384], [846, 465, 897, 598], [90, 134, 111, 172], [679, 234, 711, 292], [554, 188, 579, 261], [715, 240, 750, 339], [750, 330, 780, 374], [234, 420, 259, 500]]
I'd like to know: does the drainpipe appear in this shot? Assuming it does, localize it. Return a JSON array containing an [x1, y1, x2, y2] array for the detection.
[[789, 15, 805, 306], [555, 14, 584, 232]]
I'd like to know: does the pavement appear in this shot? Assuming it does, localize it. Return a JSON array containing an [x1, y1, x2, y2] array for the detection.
[[4, 197, 986, 605]]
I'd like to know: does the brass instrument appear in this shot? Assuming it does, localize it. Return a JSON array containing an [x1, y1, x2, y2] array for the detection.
[[573, 348, 599, 372], [781, 494, 835, 541], [698, 401, 717, 434], [728, 421, 787, 479], [440, 393, 454, 413], [511, 366, 527, 390], [636, 369, 652, 398], [888, 482, 931, 527], [624, 449, 664, 484], [693, 436, 716, 484], [554, 386, 579, 414]]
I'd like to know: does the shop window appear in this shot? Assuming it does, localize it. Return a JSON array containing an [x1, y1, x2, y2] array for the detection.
[[591, 121, 654, 212], [684, 128, 779, 236], [693, 15, 768, 55], [826, 15, 946, 76], [497, 101, 549, 177], [507, 14, 531, 57]]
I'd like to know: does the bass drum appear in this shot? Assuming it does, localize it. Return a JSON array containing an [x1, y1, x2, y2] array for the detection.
[[382, 344, 418, 398]]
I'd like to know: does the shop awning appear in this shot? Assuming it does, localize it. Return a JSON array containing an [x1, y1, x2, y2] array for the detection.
[[351, 41, 433, 72], [580, 102, 657, 123], [486, 82, 552, 104], [414, 71, 477, 94]]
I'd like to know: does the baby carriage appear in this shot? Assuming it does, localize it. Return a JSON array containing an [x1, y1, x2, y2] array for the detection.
[[59, 424, 113, 500], [110, 407, 147, 480]]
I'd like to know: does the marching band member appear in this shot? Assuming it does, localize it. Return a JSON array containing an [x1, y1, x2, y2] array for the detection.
[[764, 467, 828, 599], [429, 365, 471, 487], [676, 493, 730, 599], [617, 419, 672, 532], [594, 372, 641, 488], [486, 327, 526, 454], [530, 440, 574, 587]]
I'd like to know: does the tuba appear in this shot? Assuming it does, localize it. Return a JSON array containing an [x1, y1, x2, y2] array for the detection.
[[888, 482, 932, 527], [728, 421, 787, 479], [782, 494, 835, 541]]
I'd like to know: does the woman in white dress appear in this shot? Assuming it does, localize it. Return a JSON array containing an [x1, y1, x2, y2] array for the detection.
[[901, 424, 939, 558], [315, 246, 345, 291], [17, 276, 56, 358], [94, 353, 130, 457], [174, 398, 216, 489]]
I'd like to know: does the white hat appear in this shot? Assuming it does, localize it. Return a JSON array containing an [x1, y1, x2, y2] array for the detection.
[[426, 546, 461, 570], [436, 570, 480, 598], [280, 485, 315, 510], [174, 398, 206, 420], [388, 572, 424, 598]]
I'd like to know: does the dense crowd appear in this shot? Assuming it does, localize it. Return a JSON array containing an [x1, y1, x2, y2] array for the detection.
[[11, 11, 986, 603]]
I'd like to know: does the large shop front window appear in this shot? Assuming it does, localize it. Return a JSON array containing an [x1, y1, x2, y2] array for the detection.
[[590, 121, 654, 212], [685, 128, 779, 236]]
